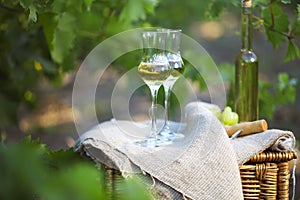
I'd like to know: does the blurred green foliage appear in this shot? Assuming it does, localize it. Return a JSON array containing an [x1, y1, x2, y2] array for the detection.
[[0, 0, 299, 126], [0, 136, 151, 200], [0, 0, 158, 127], [259, 73, 297, 119]]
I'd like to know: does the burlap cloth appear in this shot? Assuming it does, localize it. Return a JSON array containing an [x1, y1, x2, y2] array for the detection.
[[74, 101, 296, 200]]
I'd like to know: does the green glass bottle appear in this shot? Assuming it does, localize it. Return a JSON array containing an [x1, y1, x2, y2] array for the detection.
[[235, 0, 258, 122]]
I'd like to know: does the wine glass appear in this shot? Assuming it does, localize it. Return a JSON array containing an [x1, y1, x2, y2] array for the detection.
[[158, 29, 185, 140], [136, 31, 171, 147]]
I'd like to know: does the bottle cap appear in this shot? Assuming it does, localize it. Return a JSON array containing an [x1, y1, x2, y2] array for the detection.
[[242, 0, 252, 7]]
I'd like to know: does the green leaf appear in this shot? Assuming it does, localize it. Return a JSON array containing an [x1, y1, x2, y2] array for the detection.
[[51, 0, 82, 14], [44, 149, 87, 170], [283, 40, 300, 62], [0, 138, 46, 200], [264, 27, 286, 49], [51, 0, 65, 13], [56, 12, 76, 31], [262, 4, 289, 48], [44, 163, 105, 200], [120, 0, 145, 23], [51, 12, 76, 63], [143, 0, 159, 14], [291, 18, 300, 36], [119, 178, 151, 200], [272, 10, 289, 33], [66, 0, 83, 13], [18, 135, 49, 155], [119, 0, 157, 23], [77, 11, 102, 33], [40, 13, 58, 52]]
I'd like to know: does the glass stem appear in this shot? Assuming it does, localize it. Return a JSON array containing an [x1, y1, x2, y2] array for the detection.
[[150, 88, 158, 138], [164, 85, 172, 128]]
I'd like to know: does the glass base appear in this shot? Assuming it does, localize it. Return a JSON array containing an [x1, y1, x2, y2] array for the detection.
[[135, 137, 172, 148], [158, 126, 184, 140]]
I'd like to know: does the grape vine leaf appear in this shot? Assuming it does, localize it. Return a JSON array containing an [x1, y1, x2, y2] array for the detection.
[[44, 163, 105, 200], [264, 28, 285, 49], [77, 11, 102, 33], [284, 40, 300, 62], [262, 4, 289, 49], [291, 19, 300, 36], [119, 0, 157, 24], [51, 0, 65, 13], [51, 12, 76, 64], [119, 0, 145, 23]]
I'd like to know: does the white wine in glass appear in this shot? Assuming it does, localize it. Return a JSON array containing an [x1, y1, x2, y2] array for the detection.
[[138, 62, 170, 89], [136, 31, 171, 147], [159, 29, 185, 140]]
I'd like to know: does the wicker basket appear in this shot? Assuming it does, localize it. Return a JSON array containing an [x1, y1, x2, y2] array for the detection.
[[102, 151, 297, 199], [239, 151, 297, 200]]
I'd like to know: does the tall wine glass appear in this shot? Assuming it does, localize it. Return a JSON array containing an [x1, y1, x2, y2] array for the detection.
[[136, 31, 170, 147], [159, 29, 185, 139]]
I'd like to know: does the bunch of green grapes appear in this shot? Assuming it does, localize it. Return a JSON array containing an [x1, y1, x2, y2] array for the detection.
[[196, 102, 238, 126], [219, 106, 239, 126]]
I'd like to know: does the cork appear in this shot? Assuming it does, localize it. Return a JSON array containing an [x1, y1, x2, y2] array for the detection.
[[242, 0, 252, 7], [225, 119, 268, 137]]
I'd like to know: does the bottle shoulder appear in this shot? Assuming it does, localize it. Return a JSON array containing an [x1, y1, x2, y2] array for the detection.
[[236, 50, 258, 63]]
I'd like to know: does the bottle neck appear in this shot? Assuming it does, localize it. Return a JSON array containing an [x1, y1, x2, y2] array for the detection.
[[241, 6, 253, 51]]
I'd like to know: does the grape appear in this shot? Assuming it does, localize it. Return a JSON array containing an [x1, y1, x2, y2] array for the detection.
[[219, 106, 239, 126], [196, 102, 221, 117]]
